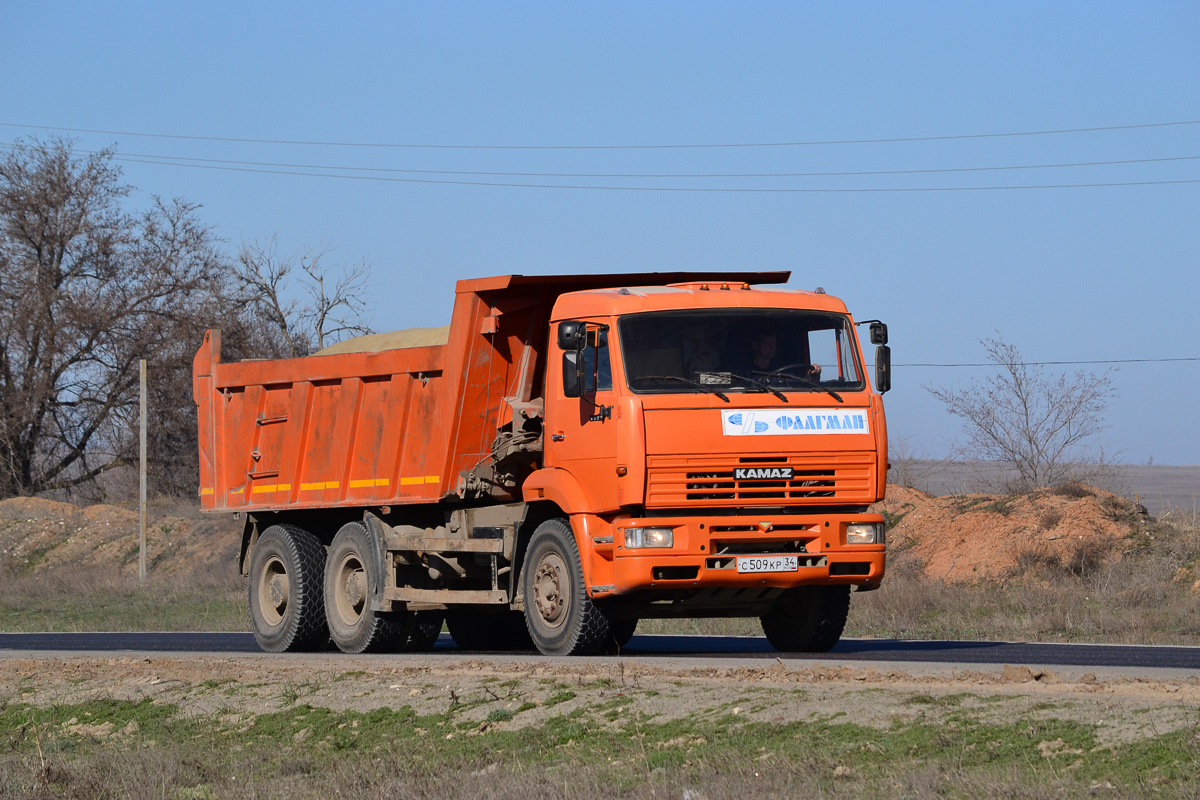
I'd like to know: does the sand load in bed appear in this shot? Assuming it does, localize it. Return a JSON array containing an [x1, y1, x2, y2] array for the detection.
[[314, 325, 451, 355]]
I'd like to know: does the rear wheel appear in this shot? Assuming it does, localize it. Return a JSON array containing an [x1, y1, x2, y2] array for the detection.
[[760, 585, 850, 653], [402, 611, 445, 652], [604, 617, 638, 654], [447, 608, 532, 651], [611, 618, 638, 647], [248, 525, 329, 653], [522, 518, 611, 656], [324, 522, 412, 653]]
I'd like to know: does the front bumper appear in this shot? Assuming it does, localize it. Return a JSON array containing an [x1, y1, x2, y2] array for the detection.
[[583, 511, 886, 597]]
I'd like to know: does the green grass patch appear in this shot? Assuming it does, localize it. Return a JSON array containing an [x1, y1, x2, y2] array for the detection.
[[2, 695, 1197, 799]]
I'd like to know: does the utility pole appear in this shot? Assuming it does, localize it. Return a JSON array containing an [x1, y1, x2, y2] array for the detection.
[[139, 359, 147, 582]]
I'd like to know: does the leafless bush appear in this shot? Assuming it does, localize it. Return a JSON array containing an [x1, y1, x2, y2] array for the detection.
[[1097, 495, 1130, 523], [1037, 509, 1062, 530], [1051, 481, 1094, 499], [887, 436, 948, 493], [1011, 548, 1063, 579], [927, 335, 1116, 491], [1064, 537, 1112, 580]]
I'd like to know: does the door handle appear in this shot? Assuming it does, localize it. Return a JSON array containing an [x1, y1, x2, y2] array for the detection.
[[551, 433, 565, 442]]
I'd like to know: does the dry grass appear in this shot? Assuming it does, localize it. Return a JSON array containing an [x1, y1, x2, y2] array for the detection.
[[847, 514, 1200, 644], [2, 749, 1174, 800], [641, 513, 1200, 645], [0, 564, 243, 633]]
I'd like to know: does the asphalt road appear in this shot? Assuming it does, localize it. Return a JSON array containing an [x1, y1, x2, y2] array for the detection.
[[1, 632, 1198, 671]]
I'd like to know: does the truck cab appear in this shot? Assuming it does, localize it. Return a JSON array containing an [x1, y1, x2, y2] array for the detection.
[[523, 281, 888, 644]]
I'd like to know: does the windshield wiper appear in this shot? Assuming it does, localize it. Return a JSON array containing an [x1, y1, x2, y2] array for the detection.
[[729, 373, 788, 402], [633, 375, 730, 403], [753, 370, 843, 403]]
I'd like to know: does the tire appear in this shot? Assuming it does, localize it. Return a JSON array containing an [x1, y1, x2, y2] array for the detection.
[[248, 524, 329, 653], [446, 609, 533, 651], [611, 618, 638, 647], [401, 611, 445, 652], [602, 617, 639, 655], [760, 585, 850, 653], [324, 522, 412, 654], [521, 518, 611, 656]]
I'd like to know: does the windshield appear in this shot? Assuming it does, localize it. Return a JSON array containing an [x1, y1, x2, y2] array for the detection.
[[618, 309, 864, 395]]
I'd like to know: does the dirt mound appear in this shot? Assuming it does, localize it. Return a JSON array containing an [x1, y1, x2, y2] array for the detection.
[[873, 483, 1145, 582], [0, 496, 79, 520], [0, 497, 239, 578], [0, 481, 1146, 585]]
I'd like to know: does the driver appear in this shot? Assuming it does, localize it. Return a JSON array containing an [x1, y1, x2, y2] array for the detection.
[[745, 329, 821, 380]]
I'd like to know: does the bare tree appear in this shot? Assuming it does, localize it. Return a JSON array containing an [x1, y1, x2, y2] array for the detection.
[[0, 137, 228, 498], [927, 335, 1116, 491], [886, 434, 948, 494], [235, 239, 372, 356], [300, 251, 371, 351], [233, 238, 306, 358]]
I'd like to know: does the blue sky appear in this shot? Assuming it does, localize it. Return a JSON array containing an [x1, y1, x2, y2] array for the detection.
[[3, 2, 1197, 464]]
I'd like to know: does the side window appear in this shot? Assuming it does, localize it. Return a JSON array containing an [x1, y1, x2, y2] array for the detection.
[[807, 324, 861, 383], [583, 328, 612, 393], [807, 328, 837, 380]]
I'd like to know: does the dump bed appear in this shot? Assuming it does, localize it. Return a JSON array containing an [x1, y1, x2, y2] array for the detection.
[[193, 271, 788, 512]]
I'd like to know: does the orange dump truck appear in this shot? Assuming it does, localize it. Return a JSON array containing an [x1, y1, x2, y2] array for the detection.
[[194, 272, 891, 655]]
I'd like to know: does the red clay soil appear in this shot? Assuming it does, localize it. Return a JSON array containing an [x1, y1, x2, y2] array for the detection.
[[872, 484, 1142, 582]]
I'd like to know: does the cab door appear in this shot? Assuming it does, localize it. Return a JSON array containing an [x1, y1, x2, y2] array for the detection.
[[545, 321, 620, 511]]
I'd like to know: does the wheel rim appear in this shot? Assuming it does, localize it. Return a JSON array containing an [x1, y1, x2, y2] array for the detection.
[[256, 555, 289, 627], [332, 553, 367, 628], [532, 551, 569, 630]]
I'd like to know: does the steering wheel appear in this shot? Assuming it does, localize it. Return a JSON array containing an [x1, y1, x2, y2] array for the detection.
[[770, 363, 821, 379]]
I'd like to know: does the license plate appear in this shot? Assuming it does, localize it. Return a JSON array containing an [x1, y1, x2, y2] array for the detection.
[[736, 555, 799, 574]]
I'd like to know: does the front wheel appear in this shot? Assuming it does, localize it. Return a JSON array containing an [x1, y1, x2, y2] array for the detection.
[[521, 518, 611, 656], [760, 585, 850, 653], [247, 524, 329, 653]]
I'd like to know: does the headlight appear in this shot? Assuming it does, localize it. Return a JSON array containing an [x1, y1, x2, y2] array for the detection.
[[623, 527, 674, 548], [846, 523, 884, 545]]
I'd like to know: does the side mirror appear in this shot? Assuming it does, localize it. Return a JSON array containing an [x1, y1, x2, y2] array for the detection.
[[562, 351, 583, 398], [558, 321, 586, 398], [875, 345, 891, 394], [558, 321, 586, 351], [869, 321, 888, 346]]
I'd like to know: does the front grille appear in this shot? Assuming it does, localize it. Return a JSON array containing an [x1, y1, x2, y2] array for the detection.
[[711, 539, 813, 556], [709, 524, 813, 534], [646, 452, 875, 507], [685, 469, 835, 500]]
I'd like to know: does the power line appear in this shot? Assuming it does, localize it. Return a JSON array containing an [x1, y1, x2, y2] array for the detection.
[[25, 145, 1199, 180], [898, 357, 1200, 367], [2, 118, 1198, 151], [102, 155, 1200, 192]]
